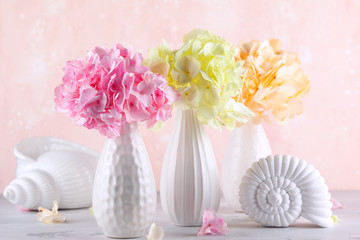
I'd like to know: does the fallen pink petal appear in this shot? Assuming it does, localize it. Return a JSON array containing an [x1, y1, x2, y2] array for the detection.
[[330, 197, 344, 210], [197, 208, 229, 236]]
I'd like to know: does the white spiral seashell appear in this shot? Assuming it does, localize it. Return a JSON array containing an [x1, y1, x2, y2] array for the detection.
[[3, 137, 99, 210], [239, 155, 334, 228]]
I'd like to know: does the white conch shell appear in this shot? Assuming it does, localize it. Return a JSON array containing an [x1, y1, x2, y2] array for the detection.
[[3, 137, 99, 210], [239, 155, 334, 228], [13, 136, 99, 176]]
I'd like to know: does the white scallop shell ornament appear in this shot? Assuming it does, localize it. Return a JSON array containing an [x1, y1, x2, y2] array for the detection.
[[239, 155, 334, 228], [3, 137, 99, 210]]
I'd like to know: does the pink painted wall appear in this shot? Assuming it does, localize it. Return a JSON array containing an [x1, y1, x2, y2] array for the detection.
[[1, 0, 359, 192]]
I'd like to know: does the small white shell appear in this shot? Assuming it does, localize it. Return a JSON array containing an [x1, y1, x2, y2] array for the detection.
[[146, 223, 164, 240], [239, 155, 334, 228], [3, 137, 99, 210]]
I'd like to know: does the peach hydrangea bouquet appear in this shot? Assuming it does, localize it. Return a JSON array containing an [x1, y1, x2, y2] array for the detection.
[[234, 39, 310, 124], [54, 44, 177, 137], [144, 29, 253, 129]]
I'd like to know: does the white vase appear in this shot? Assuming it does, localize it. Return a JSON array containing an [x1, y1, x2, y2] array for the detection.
[[92, 123, 156, 239], [160, 109, 220, 226], [222, 122, 272, 212]]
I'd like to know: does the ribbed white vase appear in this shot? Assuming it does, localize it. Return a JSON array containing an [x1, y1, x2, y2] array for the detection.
[[160, 109, 220, 226], [222, 122, 272, 212], [92, 123, 156, 239]]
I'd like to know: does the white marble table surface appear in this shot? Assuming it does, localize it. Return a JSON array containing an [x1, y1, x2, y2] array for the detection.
[[0, 191, 359, 240]]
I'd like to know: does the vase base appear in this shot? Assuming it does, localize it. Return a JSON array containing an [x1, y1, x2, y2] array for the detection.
[[174, 223, 202, 227], [234, 209, 245, 213], [105, 234, 143, 239]]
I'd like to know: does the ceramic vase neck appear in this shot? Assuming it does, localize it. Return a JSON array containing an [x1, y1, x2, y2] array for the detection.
[[119, 122, 138, 135], [110, 122, 139, 144], [177, 108, 202, 131]]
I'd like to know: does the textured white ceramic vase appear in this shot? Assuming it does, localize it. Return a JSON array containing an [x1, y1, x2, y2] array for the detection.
[[3, 137, 99, 209], [92, 123, 156, 239], [222, 122, 272, 212], [160, 109, 220, 226]]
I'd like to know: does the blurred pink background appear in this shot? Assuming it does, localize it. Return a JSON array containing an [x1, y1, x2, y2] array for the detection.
[[1, 0, 359, 192]]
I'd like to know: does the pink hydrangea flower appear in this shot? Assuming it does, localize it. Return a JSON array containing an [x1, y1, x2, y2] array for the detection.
[[55, 44, 178, 137], [197, 208, 229, 236]]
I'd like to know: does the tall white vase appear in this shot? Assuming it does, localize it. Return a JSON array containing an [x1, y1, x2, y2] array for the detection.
[[222, 122, 272, 212], [92, 123, 156, 239], [160, 109, 220, 226]]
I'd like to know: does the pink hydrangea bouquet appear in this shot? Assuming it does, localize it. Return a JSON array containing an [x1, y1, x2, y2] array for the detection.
[[55, 44, 177, 137]]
